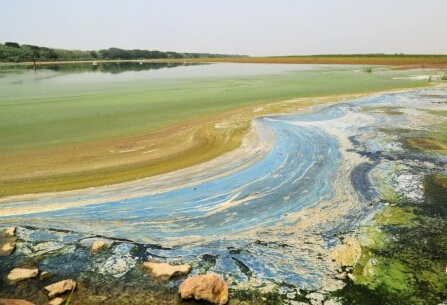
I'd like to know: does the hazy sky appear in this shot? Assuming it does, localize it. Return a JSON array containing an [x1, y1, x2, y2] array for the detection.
[[1, 0, 447, 56]]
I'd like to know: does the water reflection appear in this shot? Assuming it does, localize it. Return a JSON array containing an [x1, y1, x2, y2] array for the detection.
[[29, 62, 207, 74]]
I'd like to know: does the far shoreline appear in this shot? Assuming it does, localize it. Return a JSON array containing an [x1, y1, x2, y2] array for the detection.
[[1, 54, 447, 68]]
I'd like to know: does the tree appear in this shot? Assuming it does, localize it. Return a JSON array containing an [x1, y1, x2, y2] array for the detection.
[[48, 49, 58, 60], [5, 42, 20, 48]]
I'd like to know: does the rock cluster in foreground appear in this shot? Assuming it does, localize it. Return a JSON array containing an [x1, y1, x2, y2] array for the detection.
[[0, 226, 348, 304]]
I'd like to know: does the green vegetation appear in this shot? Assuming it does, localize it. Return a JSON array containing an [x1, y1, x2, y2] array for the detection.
[[0, 42, 245, 62], [404, 111, 447, 155], [2, 42, 447, 67]]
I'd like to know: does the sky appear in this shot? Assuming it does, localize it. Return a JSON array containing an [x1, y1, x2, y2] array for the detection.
[[1, 0, 447, 56]]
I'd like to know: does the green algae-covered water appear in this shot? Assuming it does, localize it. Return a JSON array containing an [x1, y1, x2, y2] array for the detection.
[[1, 62, 446, 304], [0, 62, 425, 153], [1, 85, 447, 304]]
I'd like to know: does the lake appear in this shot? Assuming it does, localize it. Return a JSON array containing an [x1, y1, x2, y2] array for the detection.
[[1, 62, 447, 303], [0, 62, 424, 153]]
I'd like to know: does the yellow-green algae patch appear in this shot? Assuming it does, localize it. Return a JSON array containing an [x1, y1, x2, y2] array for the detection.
[[360, 106, 405, 116], [336, 174, 447, 304], [334, 109, 447, 303], [404, 110, 447, 155], [0, 94, 364, 198]]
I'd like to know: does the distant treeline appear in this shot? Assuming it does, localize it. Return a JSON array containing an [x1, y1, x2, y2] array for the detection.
[[0, 42, 247, 62]]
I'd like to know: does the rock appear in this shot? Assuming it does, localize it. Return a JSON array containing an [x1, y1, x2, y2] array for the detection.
[[142, 262, 191, 279], [0, 227, 17, 256], [0, 238, 16, 256], [40, 271, 51, 280], [0, 300, 36, 305], [7, 267, 39, 284], [91, 240, 108, 254], [329, 236, 361, 267], [47, 298, 65, 305], [44, 279, 77, 298], [0, 227, 16, 237], [179, 273, 229, 305]]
